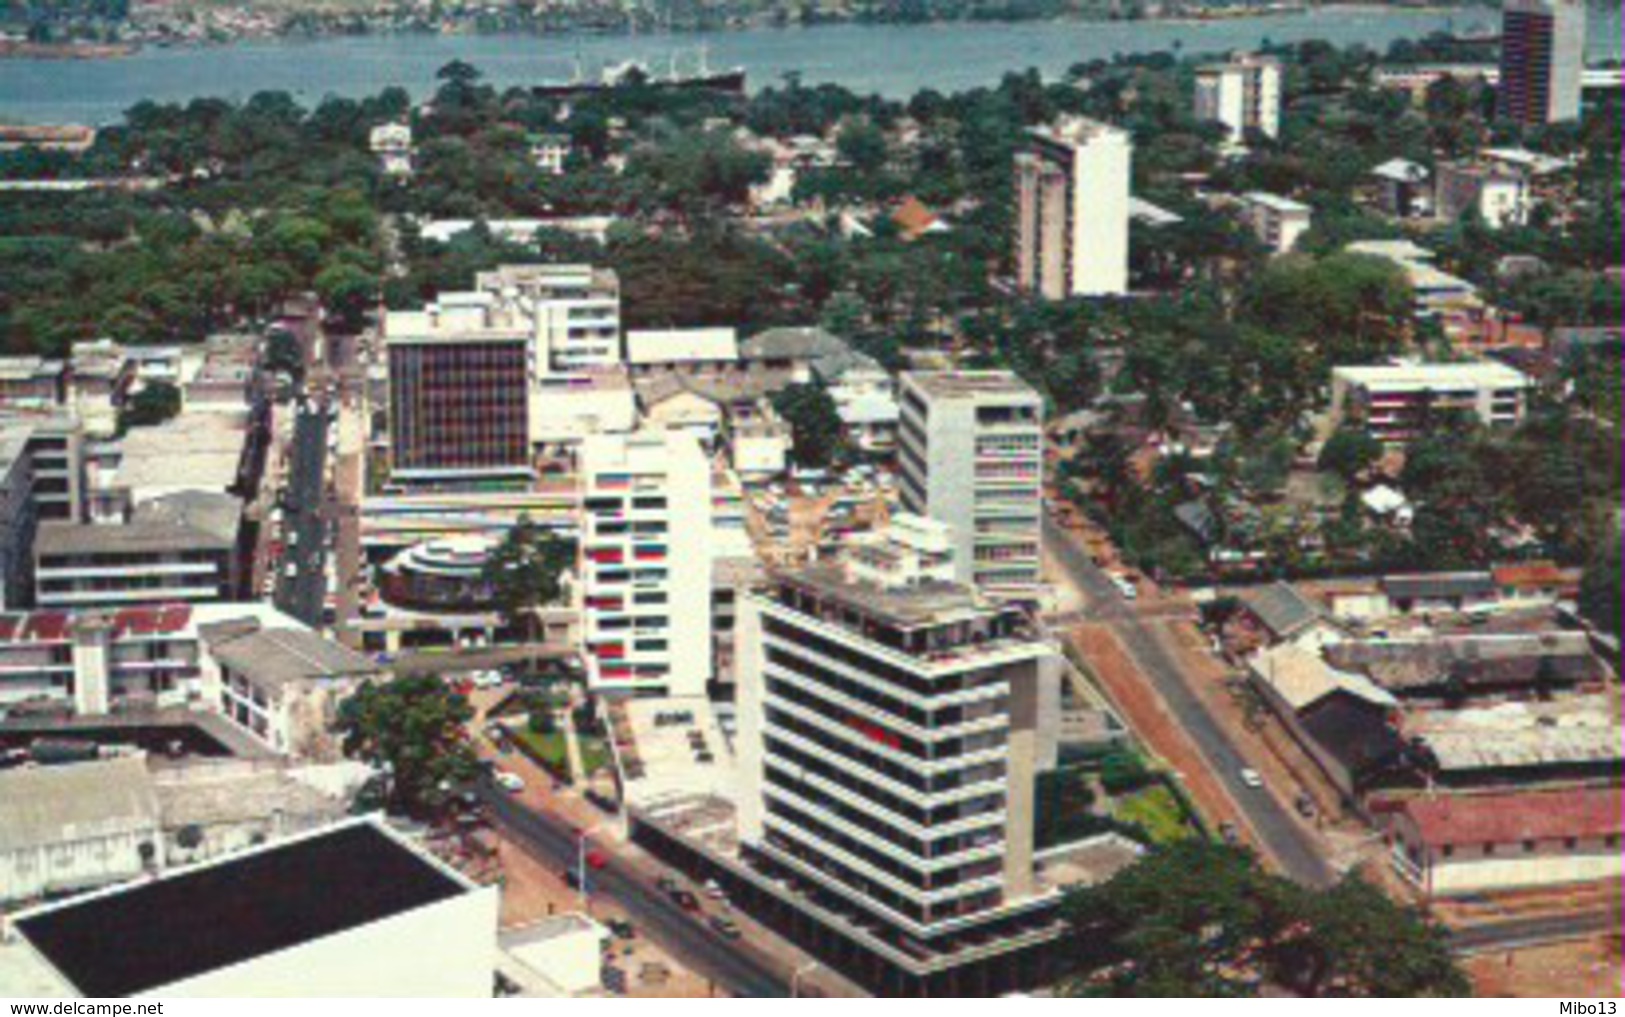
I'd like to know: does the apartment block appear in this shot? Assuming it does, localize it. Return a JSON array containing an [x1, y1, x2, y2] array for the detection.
[[1195, 54, 1283, 143], [476, 263, 622, 373], [1239, 191, 1312, 253], [578, 430, 714, 698], [1014, 117, 1131, 299], [898, 372, 1043, 597], [1330, 362, 1533, 444], [734, 517, 1063, 982], [1498, 0, 1587, 125]]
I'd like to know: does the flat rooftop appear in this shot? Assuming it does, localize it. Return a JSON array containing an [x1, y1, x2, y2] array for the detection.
[[780, 563, 994, 629], [903, 370, 1041, 403], [609, 696, 737, 811], [1332, 361, 1529, 388], [15, 821, 469, 997]]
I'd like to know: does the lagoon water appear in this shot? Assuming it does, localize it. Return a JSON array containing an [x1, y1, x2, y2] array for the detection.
[[0, 5, 1620, 124]]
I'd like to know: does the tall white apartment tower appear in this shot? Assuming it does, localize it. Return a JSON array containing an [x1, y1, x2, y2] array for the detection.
[[897, 371, 1043, 597], [1194, 54, 1283, 144], [734, 516, 1063, 988], [579, 430, 714, 697], [1013, 116, 1131, 299]]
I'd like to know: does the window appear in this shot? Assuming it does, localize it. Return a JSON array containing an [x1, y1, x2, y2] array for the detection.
[[1522, 840, 1537, 853], [1440, 844, 1455, 858], [1483, 842, 1496, 856]]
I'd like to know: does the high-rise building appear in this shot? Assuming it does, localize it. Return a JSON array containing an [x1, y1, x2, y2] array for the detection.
[[898, 371, 1043, 597], [578, 430, 714, 698], [1013, 117, 1131, 299], [1194, 55, 1283, 144], [734, 515, 1064, 991], [1498, 0, 1587, 125], [385, 302, 534, 485]]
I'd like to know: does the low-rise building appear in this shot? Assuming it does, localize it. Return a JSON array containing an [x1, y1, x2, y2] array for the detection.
[[199, 618, 383, 759], [1368, 158, 1432, 218], [1435, 160, 1529, 229], [34, 495, 242, 609], [1239, 191, 1311, 253], [0, 757, 160, 903], [1345, 240, 1481, 318], [1329, 362, 1532, 444], [0, 356, 66, 409], [1388, 787, 1622, 896], [4, 819, 499, 997]]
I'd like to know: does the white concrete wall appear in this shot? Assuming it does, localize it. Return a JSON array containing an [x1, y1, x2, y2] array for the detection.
[[1425, 853, 1621, 897], [147, 884, 499, 998], [1068, 131, 1130, 296], [1, 832, 154, 904]]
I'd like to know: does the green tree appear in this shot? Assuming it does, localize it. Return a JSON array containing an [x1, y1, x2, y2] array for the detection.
[[1579, 539, 1622, 638], [337, 674, 478, 817], [1061, 841, 1468, 997], [1317, 426, 1383, 483], [773, 380, 848, 469], [316, 259, 379, 335], [117, 381, 181, 434], [481, 514, 575, 651]]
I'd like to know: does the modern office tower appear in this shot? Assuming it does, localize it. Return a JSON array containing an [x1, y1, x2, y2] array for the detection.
[[1194, 54, 1283, 144], [898, 371, 1043, 597], [735, 515, 1063, 991], [385, 301, 534, 485], [476, 264, 622, 373], [1498, 0, 1587, 125], [1013, 116, 1131, 299], [578, 430, 714, 698]]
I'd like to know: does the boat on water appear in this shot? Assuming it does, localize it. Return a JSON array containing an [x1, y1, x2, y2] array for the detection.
[[532, 48, 747, 98]]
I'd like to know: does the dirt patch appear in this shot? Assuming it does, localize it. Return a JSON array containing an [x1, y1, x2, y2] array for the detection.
[[1464, 934, 1624, 997]]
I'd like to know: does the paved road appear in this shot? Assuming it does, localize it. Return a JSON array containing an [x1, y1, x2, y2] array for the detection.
[[1449, 909, 1620, 955], [277, 401, 330, 626], [480, 787, 792, 997], [1043, 517, 1335, 887]]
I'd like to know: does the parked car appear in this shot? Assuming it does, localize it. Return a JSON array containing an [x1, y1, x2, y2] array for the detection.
[[493, 770, 525, 794], [671, 890, 700, 912], [703, 879, 727, 900], [708, 916, 742, 940], [585, 849, 610, 871], [1239, 768, 1264, 789]]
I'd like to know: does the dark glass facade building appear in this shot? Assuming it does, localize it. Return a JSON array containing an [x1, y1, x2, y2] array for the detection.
[[387, 339, 531, 481]]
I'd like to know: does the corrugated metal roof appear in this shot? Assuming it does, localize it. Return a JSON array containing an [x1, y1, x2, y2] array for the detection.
[[0, 757, 158, 853]]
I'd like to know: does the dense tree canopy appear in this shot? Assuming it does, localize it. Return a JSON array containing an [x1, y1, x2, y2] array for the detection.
[[1061, 840, 1468, 997]]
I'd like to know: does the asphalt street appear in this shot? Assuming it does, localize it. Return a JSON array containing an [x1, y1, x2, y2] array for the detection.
[[1043, 516, 1336, 888], [480, 787, 792, 998], [277, 401, 330, 627]]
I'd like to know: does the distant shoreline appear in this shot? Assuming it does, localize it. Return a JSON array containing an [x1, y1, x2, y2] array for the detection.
[[0, 1, 1503, 62]]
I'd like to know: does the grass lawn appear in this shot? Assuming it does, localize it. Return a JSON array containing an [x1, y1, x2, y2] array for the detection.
[[510, 727, 571, 776], [1114, 785, 1195, 845], [578, 733, 612, 776]]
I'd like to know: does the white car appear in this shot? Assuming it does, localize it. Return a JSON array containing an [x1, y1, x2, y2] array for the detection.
[[1239, 768, 1264, 789], [493, 771, 525, 794]]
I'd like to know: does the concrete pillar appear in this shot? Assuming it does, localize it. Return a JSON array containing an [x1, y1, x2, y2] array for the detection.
[[1003, 659, 1040, 899], [69, 613, 112, 715]]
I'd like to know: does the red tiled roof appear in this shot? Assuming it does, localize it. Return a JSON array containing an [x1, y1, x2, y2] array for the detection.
[[890, 196, 943, 240], [1491, 561, 1575, 589], [1403, 788, 1624, 846]]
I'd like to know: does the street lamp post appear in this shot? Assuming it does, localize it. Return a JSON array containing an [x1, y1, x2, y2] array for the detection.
[[791, 961, 820, 998]]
